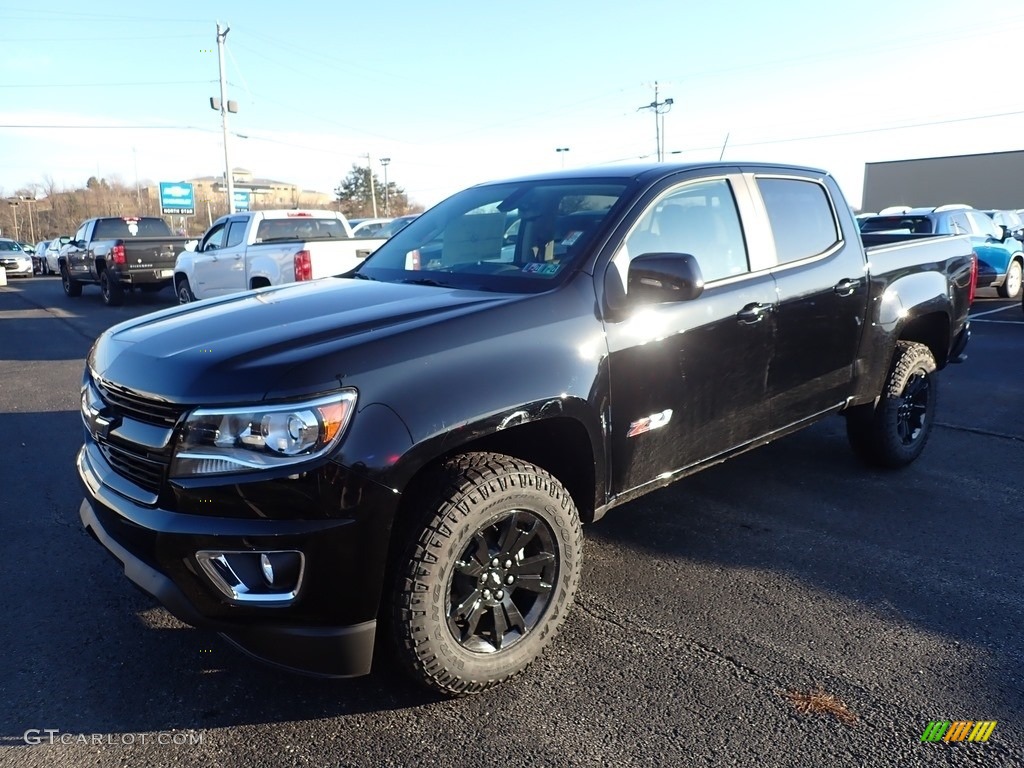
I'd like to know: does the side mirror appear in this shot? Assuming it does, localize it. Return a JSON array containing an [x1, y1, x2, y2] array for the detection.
[[627, 252, 704, 303], [999, 224, 1010, 241]]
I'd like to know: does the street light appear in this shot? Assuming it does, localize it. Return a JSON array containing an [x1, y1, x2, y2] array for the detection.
[[210, 22, 239, 213], [556, 147, 570, 168], [380, 157, 391, 216], [6, 200, 19, 241]]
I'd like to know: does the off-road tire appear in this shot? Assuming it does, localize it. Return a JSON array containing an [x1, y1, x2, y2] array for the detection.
[[60, 263, 82, 297], [176, 277, 196, 304], [99, 269, 124, 306], [846, 341, 937, 468], [390, 452, 583, 696]]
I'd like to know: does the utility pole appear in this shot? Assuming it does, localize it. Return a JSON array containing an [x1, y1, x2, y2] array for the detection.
[[637, 81, 674, 161], [214, 22, 237, 213], [363, 153, 378, 218], [380, 157, 391, 216], [556, 147, 570, 167], [7, 201, 19, 240]]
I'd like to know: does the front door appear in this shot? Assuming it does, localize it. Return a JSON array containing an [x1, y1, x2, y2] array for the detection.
[[604, 175, 777, 495], [192, 220, 241, 298]]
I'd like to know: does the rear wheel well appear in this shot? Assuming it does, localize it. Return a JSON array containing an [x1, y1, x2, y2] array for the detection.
[[250, 277, 270, 289], [898, 312, 949, 368]]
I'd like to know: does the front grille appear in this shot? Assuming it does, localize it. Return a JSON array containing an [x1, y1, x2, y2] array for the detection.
[[97, 439, 169, 494], [94, 377, 186, 427]]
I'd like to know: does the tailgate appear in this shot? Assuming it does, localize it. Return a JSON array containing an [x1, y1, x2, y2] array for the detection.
[[308, 241, 379, 279], [122, 238, 188, 279]]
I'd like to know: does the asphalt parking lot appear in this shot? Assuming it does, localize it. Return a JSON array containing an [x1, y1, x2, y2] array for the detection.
[[1, 275, 1021, 768]]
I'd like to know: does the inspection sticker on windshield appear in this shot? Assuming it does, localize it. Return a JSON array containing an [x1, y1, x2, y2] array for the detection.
[[522, 262, 562, 276], [560, 230, 583, 246]]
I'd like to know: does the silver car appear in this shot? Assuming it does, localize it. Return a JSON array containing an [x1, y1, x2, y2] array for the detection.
[[0, 238, 34, 278]]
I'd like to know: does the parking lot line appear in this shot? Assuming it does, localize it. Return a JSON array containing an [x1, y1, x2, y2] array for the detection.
[[970, 304, 1020, 318]]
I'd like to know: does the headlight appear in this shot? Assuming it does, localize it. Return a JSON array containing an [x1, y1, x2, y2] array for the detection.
[[170, 390, 357, 477]]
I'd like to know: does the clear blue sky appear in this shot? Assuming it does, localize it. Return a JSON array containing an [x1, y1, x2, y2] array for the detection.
[[3, 1, 1024, 210]]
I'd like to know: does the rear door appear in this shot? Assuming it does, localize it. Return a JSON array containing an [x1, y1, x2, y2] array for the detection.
[[747, 172, 870, 428]]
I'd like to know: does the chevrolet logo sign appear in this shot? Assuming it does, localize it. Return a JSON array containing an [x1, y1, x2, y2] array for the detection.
[[81, 386, 118, 439]]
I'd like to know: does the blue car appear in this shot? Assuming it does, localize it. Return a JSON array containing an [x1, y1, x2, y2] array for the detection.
[[861, 205, 1024, 298]]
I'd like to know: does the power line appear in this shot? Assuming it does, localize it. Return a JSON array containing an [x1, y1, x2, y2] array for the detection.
[[0, 80, 216, 89]]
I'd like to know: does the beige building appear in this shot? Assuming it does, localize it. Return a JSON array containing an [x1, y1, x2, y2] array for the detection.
[[187, 168, 334, 209]]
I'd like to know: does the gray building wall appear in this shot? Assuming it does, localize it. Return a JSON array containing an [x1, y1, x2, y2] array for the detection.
[[861, 150, 1024, 212]]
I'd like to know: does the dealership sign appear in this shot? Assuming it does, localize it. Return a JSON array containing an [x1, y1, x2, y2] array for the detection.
[[159, 182, 195, 215]]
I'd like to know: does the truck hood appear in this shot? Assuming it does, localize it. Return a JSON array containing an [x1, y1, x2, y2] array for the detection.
[[88, 278, 520, 403]]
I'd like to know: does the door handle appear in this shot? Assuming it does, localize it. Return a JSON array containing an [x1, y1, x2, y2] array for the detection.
[[833, 278, 861, 296], [736, 303, 773, 325]]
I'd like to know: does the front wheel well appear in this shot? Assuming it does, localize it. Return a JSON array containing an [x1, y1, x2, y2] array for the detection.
[[396, 418, 597, 528]]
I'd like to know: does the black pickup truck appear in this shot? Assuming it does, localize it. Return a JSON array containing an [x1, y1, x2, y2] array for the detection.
[[77, 162, 974, 696], [60, 216, 191, 305]]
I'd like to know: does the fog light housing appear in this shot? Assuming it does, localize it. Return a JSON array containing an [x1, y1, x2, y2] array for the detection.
[[195, 550, 304, 604]]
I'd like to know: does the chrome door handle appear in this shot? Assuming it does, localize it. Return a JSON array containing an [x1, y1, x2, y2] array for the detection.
[[737, 303, 773, 325], [833, 278, 861, 296]]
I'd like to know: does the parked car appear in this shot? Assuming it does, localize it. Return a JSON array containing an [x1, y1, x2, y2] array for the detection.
[[349, 218, 392, 237], [78, 161, 973, 696], [860, 205, 1023, 298], [376, 213, 419, 238], [32, 240, 51, 274], [982, 209, 1024, 241], [0, 238, 34, 278], [44, 236, 71, 275]]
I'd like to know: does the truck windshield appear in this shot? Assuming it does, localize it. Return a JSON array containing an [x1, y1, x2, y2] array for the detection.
[[354, 179, 629, 293], [94, 218, 175, 239]]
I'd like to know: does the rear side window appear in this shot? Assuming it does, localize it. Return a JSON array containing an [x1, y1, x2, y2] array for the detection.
[[757, 178, 840, 265]]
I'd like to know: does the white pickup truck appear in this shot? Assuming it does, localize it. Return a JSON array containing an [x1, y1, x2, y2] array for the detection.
[[173, 209, 387, 303]]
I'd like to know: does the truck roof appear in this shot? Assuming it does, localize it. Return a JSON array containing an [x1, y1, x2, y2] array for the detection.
[[467, 161, 830, 188]]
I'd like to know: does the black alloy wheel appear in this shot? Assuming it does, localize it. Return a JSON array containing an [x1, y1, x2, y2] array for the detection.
[[446, 509, 558, 654]]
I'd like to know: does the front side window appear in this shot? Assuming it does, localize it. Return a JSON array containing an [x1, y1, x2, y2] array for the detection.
[[357, 180, 629, 293], [201, 222, 227, 250], [757, 177, 840, 265], [619, 178, 749, 285]]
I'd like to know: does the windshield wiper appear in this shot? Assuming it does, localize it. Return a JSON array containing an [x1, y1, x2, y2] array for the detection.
[[350, 272, 377, 281]]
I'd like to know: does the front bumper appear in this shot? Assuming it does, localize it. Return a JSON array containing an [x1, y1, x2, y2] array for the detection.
[[2, 261, 34, 277], [77, 444, 398, 677]]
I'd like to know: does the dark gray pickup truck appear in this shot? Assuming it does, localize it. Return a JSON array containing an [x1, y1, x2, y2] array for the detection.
[[77, 162, 974, 696], [60, 216, 191, 305]]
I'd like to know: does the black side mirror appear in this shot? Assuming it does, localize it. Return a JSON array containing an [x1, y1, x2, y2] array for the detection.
[[627, 252, 705, 303]]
